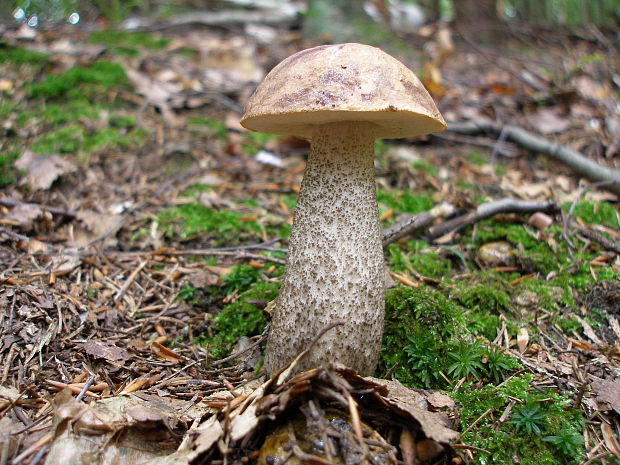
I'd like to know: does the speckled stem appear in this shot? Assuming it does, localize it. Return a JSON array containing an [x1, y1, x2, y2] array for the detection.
[[264, 121, 385, 375]]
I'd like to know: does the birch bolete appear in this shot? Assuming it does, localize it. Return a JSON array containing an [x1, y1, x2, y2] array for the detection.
[[240, 43, 446, 375]]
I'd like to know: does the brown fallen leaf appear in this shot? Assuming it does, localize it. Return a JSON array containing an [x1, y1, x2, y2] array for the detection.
[[4, 202, 42, 228], [15, 150, 76, 190], [530, 108, 571, 134], [596, 379, 620, 415], [601, 422, 620, 458], [151, 341, 182, 363], [78, 340, 131, 362]]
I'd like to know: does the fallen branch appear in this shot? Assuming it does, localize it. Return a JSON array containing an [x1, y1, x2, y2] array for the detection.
[[382, 202, 456, 246], [428, 198, 559, 239], [577, 227, 620, 255], [447, 119, 620, 195]]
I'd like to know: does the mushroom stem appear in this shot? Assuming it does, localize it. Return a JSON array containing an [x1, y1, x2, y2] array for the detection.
[[264, 121, 385, 375]]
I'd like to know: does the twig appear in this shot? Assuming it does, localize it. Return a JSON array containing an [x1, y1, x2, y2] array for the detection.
[[24, 444, 49, 465], [562, 180, 617, 250], [580, 452, 615, 465], [447, 120, 620, 195], [75, 376, 95, 402], [452, 443, 492, 455], [0, 228, 60, 252], [431, 132, 519, 158], [0, 197, 77, 219], [577, 227, 620, 255], [114, 260, 147, 303], [428, 198, 559, 239], [210, 333, 268, 367], [458, 408, 493, 440], [382, 203, 455, 246]]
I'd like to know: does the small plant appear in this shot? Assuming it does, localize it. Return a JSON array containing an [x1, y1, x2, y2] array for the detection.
[[510, 398, 547, 435], [447, 340, 486, 381], [176, 285, 199, 305], [543, 431, 584, 456], [485, 346, 519, 383], [403, 334, 442, 387]]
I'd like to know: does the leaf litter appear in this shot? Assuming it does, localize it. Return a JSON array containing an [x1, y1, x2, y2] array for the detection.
[[0, 6, 619, 465]]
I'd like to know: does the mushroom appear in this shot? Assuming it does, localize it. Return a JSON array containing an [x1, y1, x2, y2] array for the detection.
[[240, 43, 446, 375]]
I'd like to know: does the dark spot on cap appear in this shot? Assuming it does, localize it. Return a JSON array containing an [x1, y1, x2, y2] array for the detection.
[[319, 70, 361, 90], [403, 79, 423, 98]]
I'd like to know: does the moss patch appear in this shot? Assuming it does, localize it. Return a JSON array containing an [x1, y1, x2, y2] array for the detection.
[[202, 281, 280, 360], [379, 286, 519, 388], [377, 190, 435, 215], [157, 203, 262, 244], [386, 240, 452, 278], [451, 374, 585, 465], [26, 61, 128, 99], [0, 44, 49, 66], [89, 30, 170, 56], [0, 150, 19, 188]]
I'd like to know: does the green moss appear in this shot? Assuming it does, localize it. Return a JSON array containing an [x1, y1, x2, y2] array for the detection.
[[157, 203, 261, 244], [451, 374, 585, 465], [410, 250, 452, 278], [203, 281, 280, 360], [380, 286, 465, 387], [89, 30, 170, 55], [26, 61, 128, 99], [377, 190, 435, 215], [456, 273, 512, 313], [411, 160, 438, 176], [386, 240, 451, 279], [380, 286, 519, 388], [31, 124, 83, 154], [564, 201, 619, 229], [0, 44, 48, 65], [467, 150, 488, 166], [30, 123, 143, 155], [222, 264, 263, 294], [0, 150, 19, 188], [17, 100, 102, 127], [187, 117, 229, 140]]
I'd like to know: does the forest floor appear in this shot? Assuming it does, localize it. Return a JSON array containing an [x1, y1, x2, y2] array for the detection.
[[0, 12, 619, 465]]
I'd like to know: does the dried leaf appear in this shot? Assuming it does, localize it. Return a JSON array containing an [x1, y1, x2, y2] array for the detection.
[[15, 150, 76, 190], [4, 203, 42, 228], [49, 249, 81, 276], [530, 108, 570, 134], [45, 391, 206, 465], [151, 341, 182, 363], [596, 379, 620, 415], [78, 340, 131, 362], [188, 416, 224, 462], [517, 327, 529, 353]]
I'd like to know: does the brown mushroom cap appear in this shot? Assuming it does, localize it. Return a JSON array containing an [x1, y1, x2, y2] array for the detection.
[[240, 43, 446, 140]]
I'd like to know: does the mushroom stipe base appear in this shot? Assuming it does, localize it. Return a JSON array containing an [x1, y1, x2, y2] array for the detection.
[[264, 122, 385, 375]]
